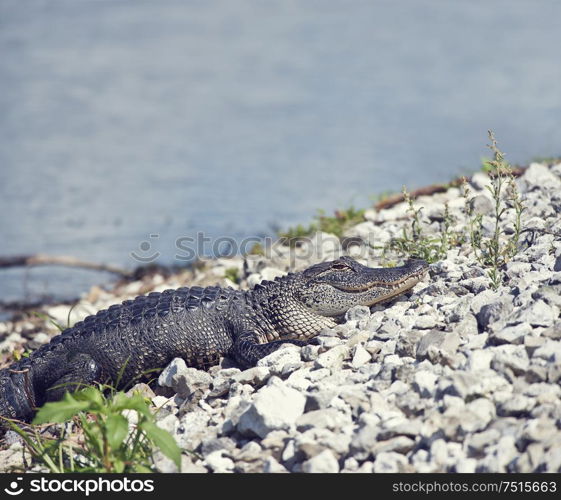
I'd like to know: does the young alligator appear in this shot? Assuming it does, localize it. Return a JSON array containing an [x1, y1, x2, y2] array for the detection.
[[0, 256, 428, 427]]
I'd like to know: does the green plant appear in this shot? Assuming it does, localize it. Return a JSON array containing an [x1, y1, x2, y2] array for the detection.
[[317, 206, 365, 238], [224, 267, 240, 283], [246, 242, 265, 256], [480, 156, 494, 173], [9, 386, 181, 473], [383, 187, 463, 264], [11, 349, 32, 362], [462, 130, 525, 290], [278, 206, 365, 245], [277, 222, 318, 246]]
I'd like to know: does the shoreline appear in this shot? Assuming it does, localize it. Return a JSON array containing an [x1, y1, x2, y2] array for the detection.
[[1, 159, 561, 472]]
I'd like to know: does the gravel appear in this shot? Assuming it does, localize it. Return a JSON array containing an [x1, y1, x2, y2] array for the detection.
[[2, 161, 561, 473]]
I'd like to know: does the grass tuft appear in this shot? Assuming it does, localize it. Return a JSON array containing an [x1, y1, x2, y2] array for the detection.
[[278, 206, 365, 245], [383, 187, 464, 264], [7, 385, 182, 473]]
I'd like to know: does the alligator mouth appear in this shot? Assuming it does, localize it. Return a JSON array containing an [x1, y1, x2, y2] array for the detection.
[[332, 266, 428, 294]]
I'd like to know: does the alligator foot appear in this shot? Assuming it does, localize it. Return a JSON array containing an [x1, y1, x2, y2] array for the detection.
[[231, 331, 306, 368]]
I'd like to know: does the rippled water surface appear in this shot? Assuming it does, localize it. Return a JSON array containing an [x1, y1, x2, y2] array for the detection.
[[1, 0, 561, 303]]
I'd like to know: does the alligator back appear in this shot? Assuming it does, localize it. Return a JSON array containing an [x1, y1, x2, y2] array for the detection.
[[0, 285, 243, 428]]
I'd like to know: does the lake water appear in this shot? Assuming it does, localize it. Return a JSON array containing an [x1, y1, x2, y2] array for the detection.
[[1, 0, 561, 305]]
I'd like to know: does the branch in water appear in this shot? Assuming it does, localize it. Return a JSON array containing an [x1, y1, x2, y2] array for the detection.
[[0, 254, 132, 278]]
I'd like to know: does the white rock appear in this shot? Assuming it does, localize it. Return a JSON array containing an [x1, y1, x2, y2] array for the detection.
[[520, 163, 561, 192], [416, 330, 460, 360], [413, 371, 438, 398], [443, 370, 511, 398], [511, 300, 556, 327], [450, 457, 474, 475], [350, 344, 372, 368], [465, 398, 495, 428], [0, 444, 26, 473], [491, 345, 530, 374], [298, 232, 342, 261], [371, 203, 410, 224], [470, 172, 492, 190], [345, 305, 371, 322], [490, 323, 532, 345], [479, 436, 518, 472], [158, 358, 212, 396], [314, 345, 350, 370], [262, 456, 288, 473], [257, 345, 301, 372], [429, 439, 449, 467], [372, 451, 409, 473], [344, 221, 391, 246], [372, 436, 415, 455], [176, 409, 211, 450], [470, 290, 501, 316], [301, 449, 340, 473], [296, 408, 352, 431], [533, 339, 561, 362], [499, 394, 535, 416], [233, 366, 271, 386], [33, 333, 51, 344], [464, 332, 488, 350], [467, 350, 494, 371], [414, 315, 438, 330], [237, 382, 306, 438], [205, 450, 234, 473]]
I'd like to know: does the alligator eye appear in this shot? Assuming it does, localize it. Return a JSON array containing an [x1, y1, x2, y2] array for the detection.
[[331, 264, 351, 271]]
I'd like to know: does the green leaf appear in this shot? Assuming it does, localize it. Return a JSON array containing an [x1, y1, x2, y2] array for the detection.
[[74, 387, 105, 408], [33, 393, 91, 424], [80, 414, 104, 455], [111, 393, 151, 417], [133, 464, 154, 473], [105, 414, 129, 451], [139, 421, 181, 469], [113, 459, 125, 473]]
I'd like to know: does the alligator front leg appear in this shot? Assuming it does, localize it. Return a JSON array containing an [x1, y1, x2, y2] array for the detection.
[[230, 331, 306, 368]]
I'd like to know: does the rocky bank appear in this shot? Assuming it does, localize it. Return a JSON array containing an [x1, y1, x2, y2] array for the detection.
[[1, 162, 561, 473]]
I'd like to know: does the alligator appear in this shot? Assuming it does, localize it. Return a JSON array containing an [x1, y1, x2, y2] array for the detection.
[[0, 256, 428, 427]]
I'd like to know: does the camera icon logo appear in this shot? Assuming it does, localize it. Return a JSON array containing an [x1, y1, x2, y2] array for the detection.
[[130, 234, 161, 263], [4, 477, 24, 496]]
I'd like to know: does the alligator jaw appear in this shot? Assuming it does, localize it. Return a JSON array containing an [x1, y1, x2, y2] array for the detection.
[[362, 266, 428, 306], [344, 261, 427, 308]]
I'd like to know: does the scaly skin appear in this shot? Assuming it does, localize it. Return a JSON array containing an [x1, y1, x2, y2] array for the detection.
[[0, 256, 428, 426]]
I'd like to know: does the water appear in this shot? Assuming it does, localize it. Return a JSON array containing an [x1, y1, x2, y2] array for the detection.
[[1, 0, 561, 304]]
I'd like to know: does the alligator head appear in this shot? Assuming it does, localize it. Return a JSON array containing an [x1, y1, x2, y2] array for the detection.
[[296, 256, 428, 316]]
